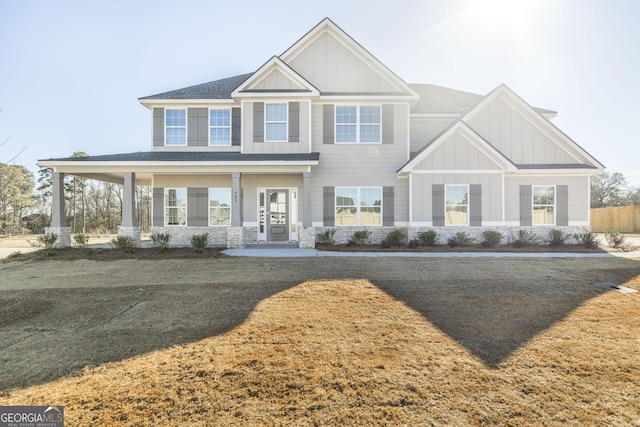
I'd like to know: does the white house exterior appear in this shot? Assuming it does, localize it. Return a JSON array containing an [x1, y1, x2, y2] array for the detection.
[[39, 18, 604, 248]]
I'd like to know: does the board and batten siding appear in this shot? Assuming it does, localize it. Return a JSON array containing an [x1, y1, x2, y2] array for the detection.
[[504, 175, 589, 223], [413, 133, 505, 171], [287, 31, 399, 93], [310, 103, 410, 224], [249, 69, 306, 90], [411, 173, 503, 223], [465, 97, 590, 165], [409, 116, 457, 154], [242, 101, 310, 153]]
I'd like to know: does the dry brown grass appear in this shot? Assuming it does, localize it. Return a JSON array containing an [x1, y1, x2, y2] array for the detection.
[[1, 262, 639, 426]]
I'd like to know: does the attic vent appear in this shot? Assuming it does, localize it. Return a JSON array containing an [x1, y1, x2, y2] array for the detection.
[[593, 283, 638, 294]]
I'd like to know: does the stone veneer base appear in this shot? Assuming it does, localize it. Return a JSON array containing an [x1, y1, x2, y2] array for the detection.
[[45, 227, 72, 247]]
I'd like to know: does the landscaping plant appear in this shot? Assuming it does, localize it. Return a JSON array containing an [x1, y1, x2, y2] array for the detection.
[[151, 232, 171, 253], [573, 230, 600, 249], [447, 231, 475, 247], [111, 236, 136, 253], [348, 230, 371, 246], [546, 229, 570, 247], [605, 230, 626, 249], [316, 228, 336, 245], [511, 229, 539, 248], [37, 232, 58, 256], [417, 230, 438, 246], [481, 230, 503, 248], [73, 233, 89, 248], [190, 233, 210, 253], [385, 229, 407, 247]]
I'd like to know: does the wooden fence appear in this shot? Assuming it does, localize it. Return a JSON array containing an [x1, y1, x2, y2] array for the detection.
[[590, 206, 640, 232]]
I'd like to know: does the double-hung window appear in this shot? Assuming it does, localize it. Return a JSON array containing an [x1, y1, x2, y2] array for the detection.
[[165, 188, 187, 226], [533, 185, 555, 225], [335, 105, 380, 143], [209, 188, 231, 226], [445, 185, 469, 226], [265, 103, 287, 142], [165, 109, 186, 145], [209, 109, 231, 146], [335, 187, 382, 225]]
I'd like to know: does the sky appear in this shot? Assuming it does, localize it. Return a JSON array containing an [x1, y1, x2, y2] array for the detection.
[[1, 0, 639, 186]]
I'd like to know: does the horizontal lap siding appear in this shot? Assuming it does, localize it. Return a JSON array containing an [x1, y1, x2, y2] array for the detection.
[[310, 103, 409, 224], [504, 175, 589, 223], [241, 175, 303, 223]]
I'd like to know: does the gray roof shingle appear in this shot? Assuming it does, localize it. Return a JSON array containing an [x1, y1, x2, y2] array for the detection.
[[42, 151, 320, 162], [139, 74, 252, 100]]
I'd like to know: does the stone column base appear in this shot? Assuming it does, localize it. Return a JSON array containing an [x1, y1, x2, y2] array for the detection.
[[299, 227, 316, 249], [117, 226, 142, 247], [45, 227, 72, 247], [227, 227, 245, 249]]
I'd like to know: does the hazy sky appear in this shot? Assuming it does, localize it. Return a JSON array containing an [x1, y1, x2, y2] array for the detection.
[[1, 0, 639, 185]]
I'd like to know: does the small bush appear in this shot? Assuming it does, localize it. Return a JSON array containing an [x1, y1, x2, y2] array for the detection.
[[111, 236, 135, 253], [481, 230, 503, 248], [417, 230, 438, 246], [573, 230, 600, 249], [7, 251, 22, 259], [73, 233, 89, 248], [380, 240, 391, 249], [190, 233, 210, 253], [547, 229, 570, 247], [448, 231, 475, 248], [385, 229, 407, 247], [151, 232, 171, 253], [511, 229, 539, 248], [317, 229, 336, 245], [37, 233, 58, 256], [407, 239, 420, 249], [350, 230, 371, 246], [605, 230, 626, 249]]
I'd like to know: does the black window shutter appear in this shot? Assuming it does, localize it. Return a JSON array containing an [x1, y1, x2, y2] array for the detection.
[[253, 102, 264, 143], [231, 107, 241, 146], [323, 104, 334, 144], [432, 184, 445, 226]]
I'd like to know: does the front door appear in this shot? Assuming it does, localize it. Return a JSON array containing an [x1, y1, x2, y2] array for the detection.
[[267, 189, 289, 241]]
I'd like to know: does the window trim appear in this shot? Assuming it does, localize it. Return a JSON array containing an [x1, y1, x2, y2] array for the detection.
[[334, 104, 381, 144], [335, 186, 383, 226], [444, 184, 469, 226], [209, 108, 232, 146], [164, 188, 187, 226], [165, 108, 187, 146], [208, 187, 232, 226], [532, 185, 556, 226], [265, 102, 288, 142]]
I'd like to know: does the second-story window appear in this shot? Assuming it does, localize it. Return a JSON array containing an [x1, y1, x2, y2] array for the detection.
[[210, 109, 231, 146], [265, 103, 287, 142], [165, 109, 186, 146], [336, 105, 380, 143]]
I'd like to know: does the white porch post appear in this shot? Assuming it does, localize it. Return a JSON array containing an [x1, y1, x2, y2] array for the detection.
[[46, 171, 71, 246], [227, 172, 245, 248], [299, 171, 315, 248], [118, 172, 141, 245]]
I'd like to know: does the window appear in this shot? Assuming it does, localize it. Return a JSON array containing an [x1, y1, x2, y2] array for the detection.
[[209, 188, 231, 226], [335, 187, 382, 225], [265, 103, 287, 142], [445, 185, 469, 226], [165, 188, 186, 226], [335, 105, 380, 143], [165, 109, 186, 145], [209, 109, 231, 146], [533, 185, 555, 225]]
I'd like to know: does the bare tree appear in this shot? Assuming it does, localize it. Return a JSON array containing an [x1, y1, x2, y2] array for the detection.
[[591, 172, 628, 208]]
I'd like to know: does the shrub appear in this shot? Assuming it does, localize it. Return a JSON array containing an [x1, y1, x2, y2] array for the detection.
[[7, 251, 22, 259], [605, 230, 626, 249], [151, 232, 171, 253], [407, 239, 420, 249], [190, 233, 210, 253], [380, 240, 391, 249], [573, 230, 600, 249], [417, 230, 438, 246], [317, 228, 336, 245], [385, 229, 407, 247], [447, 231, 475, 248], [37, 233, 58, 256], [111, 236, 135, 253], [73, 233, 89, 248], [547, 229, 570, 247], [511, 229, 539, 248], [350, 230, 371, 246], [481, 230, 503, 248]]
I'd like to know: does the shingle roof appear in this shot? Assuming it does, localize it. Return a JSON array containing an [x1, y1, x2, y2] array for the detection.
[[139, 74, 252, 100], [41, 151, 320, 162]]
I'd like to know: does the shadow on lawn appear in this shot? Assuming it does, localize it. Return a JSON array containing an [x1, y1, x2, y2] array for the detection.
[[1, 256, 639, 392]]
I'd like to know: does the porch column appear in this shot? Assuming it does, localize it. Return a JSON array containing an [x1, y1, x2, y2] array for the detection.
[[46, 172, 71, 247], [227, 172, 245, 248], [118, 172, 141, 245], [303, 172, 312, 227]]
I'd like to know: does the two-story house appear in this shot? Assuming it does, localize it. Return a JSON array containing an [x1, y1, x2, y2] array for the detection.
[[39, 18, 604, 248]]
